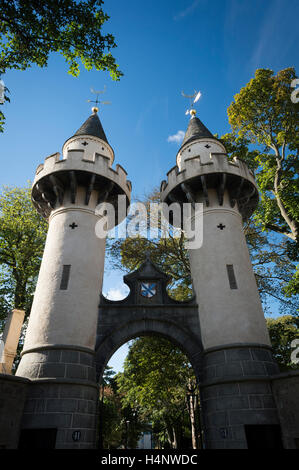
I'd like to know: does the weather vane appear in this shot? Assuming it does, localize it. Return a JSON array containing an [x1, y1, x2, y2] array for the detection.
[[181, 90, 201, 117], [87, 86, 111, 113]]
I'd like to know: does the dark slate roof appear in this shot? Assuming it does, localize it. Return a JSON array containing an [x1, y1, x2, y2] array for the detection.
[[73, 112, 108, 143], [180, 116, 214, 148]]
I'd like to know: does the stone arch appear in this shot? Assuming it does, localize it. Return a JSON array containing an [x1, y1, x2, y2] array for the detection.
[[95, 256, 203, 385], [95, 316, 203, 383]]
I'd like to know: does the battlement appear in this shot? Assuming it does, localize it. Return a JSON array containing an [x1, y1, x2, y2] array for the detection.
[[31, 149, 131, 219], [161, 151, 259, 221], [34, 148, 131, 191]]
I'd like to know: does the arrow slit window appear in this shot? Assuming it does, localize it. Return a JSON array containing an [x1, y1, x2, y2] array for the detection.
[[226, 264, 238, 289], [60, 265, 71, 290]]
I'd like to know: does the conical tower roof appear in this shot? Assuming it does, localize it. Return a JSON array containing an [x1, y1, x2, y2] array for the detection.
[[181, 115, 214, 148], [73, 111, 108, 143]]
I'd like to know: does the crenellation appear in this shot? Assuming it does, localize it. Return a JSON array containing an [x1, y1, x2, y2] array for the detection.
[[161, 147, 259, 221], [36, 163, 44, 175], [116, 163, 128, 176]]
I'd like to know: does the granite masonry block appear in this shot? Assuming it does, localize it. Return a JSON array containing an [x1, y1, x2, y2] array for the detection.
[[250, 348, 273, 362], [249, 395, 264, 409], [87, 367, 96, 382], [65, 364, 87, 380], [215, 395, 249, 411], [61, 350, 80, 364], [29, 384, 60, 399], [229, 409, 278, 426], [23, 400, 36, 413], [47, 350, 62, 362], [46, 398, 78, 413], [214, 383, 240, 396], [215, 362, 243, 378], [60, 385, 85, 399], [39, 363, 66, 378], [264, 362, 280, 375], [77, 400, 90, 414], [206, 411, 229, 427], [71, 413, 96, 429], [79, 352, 94, 367], [200, 386, 218, 400], [22, 412, 73, 429], [239, 381, 271, 395], [241, 361, 266, 376], [225, 348, 251, 362], [204, 350, 225, 366]]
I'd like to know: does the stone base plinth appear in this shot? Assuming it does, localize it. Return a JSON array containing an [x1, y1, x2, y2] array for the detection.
[[16, 346, 99, 449], [200, 344, 282, 449]]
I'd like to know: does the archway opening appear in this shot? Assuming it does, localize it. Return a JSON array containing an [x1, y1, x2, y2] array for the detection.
[[98, 334, 204, 450]]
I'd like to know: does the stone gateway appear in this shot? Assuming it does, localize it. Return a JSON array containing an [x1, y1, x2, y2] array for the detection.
[[0, 108, 298, 449]]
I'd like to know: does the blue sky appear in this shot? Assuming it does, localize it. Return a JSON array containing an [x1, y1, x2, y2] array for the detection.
[[1, 0, 299, 371]]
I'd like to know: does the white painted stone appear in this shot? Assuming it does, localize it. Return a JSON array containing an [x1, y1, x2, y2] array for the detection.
[[18, 196, 105, 355], [16, 117, 131, 380], [177, 138, 226, 170], [188, 188, 271, 349], [63, 135, 114, 165]]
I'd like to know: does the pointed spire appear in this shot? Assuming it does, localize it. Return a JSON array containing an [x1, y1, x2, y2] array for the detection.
[[73, 110, 108, 144], [181, 114, 214, 148]]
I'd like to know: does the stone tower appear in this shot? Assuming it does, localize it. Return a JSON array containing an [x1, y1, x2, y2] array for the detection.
[[160, 110, 282, 449], [16, 108, 131, 449]]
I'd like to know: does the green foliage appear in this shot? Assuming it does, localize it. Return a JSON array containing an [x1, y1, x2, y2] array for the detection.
[[243, 218, 298, 314], [117, 336, 199, 448], [0, 184, 47, 330], [0, 84, 10, 133], [228, 68, 299, 147], [227, 68, 299, 248], [0, 0, 122, 131], [107, 188, 192, 300], [99, 368, 143, 449], [266, 315, 299, 371]]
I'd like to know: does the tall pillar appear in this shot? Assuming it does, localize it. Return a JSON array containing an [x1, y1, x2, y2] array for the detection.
[[16, 109, 131, 449], [161, 111, 281, 449], [0, 309, 25, 374]]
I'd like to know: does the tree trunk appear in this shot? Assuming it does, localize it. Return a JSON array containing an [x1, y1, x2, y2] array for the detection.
[[189, 394, 198, 449], [172, 426, 178, 449], [271, 151, 299, 242]]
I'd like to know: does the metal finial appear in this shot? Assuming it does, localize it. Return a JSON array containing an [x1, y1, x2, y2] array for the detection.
[[87, 86, 111, 113], [182, 90, 201, 118]]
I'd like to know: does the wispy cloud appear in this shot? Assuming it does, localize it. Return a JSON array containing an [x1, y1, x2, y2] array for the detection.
[[250, 0, 297, 70], [167, 130, 185, 144], [173, 0, 201, 21], [105, 285, 129, 301]]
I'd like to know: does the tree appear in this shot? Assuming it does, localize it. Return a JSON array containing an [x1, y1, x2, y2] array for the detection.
[[107, 188, 192, 300], [227, 68, 299, 246], [0, 184, 47, 332], [266, 315, 299, 371], [0, 0, 122, 131], [117, 336, 200, 449], [99, 368, 143, 449]]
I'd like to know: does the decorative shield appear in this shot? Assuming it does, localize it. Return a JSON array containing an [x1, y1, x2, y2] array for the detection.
[[140, 282, 157, 298]]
